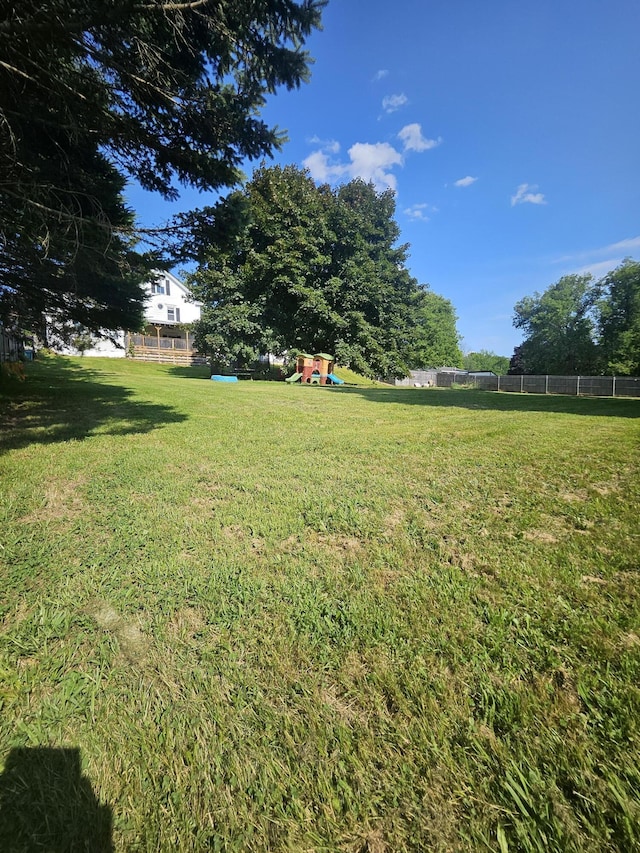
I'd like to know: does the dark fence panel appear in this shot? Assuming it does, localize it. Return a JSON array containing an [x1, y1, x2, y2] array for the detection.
[[460, 373, 640, 398], [495, 375, 521, 393], [522, 376, 547, 394], [615, 377, 640, 397], [435, 372, 469, 388], [548, 376, 579, 395]]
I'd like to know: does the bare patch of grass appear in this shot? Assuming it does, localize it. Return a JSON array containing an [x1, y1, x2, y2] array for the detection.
[[85, 599, 150, 663], [621, 631, 640, 648], [165, 607, 206, 641], [523, 528, 560, 544], [20, 477, 86, 523]]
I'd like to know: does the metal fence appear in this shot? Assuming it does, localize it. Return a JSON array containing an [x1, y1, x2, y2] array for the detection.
[[437, 372, 640, 398]]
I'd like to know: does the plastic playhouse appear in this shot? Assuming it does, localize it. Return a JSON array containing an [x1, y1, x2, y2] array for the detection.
[[285, 353, 344, 385]]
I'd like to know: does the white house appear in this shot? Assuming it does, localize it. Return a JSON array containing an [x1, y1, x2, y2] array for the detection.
[[56, 271, 204, 364], [143, 270, 201, 328]]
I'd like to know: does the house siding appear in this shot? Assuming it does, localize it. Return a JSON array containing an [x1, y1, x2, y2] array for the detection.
[[52, 271, 202, 360]]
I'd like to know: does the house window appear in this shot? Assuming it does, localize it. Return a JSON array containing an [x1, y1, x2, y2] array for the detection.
[[167, 306, 180, 322], [151, 281, 165, 295]]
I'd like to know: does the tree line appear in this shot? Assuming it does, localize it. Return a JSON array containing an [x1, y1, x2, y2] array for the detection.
[[510, 262, 640, 376], [187, 165, 462, 378]]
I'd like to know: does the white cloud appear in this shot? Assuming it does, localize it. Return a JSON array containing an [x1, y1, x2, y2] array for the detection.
[[345, 142, 403, 190], [551, 237, 640, 280], [373, 69, 389, 82], [597, 236, 640, 255], [454, 175, 477, 188], [382, 93, 408, 113], [303, 123, 440, 193], [302, 151, 344, 183], [307, 136, 340, 154], [511, 183, 547, 206], [554, 236, 640, 266], [573, 259, 626, 279], [397, 123, 441, 152], [404, 203, 433, 222], [303, 141, 403, 192]]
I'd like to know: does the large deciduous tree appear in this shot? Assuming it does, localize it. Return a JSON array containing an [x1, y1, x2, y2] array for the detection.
[[597, 259, 640, 375], [0, 0, 324, 337], [189, 165, 461, 377], [408, 289, 463, 369], [511, 274, 598, 374], [188, 166, 339, 370], [328, 180, 419, 376], [511, 263, 640, 376]]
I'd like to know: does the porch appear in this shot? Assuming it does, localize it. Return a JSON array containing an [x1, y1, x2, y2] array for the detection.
[[126, 326, 207, 365]]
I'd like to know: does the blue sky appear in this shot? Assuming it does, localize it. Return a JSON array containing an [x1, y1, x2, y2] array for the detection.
[[126, 0, 640, 357]]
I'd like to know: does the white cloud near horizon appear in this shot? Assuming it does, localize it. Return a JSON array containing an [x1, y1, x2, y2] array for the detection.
[[555, 235, 640, 264], [397, 123, 441, 152], [550, 237, 640, 280], [302, 150, 344, 184], [573, 258, 626, 279], [382, 93, 408, 113], [602, 236, 640, 254], [373, 69, 389, 81], [454, 175, 477, 188], [511, 183, 546, 206]]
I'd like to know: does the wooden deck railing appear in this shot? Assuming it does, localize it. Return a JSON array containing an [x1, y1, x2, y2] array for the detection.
[[126, 333, 207, 366]]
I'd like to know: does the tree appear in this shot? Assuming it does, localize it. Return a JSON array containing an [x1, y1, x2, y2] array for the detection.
[[0, 0, 324, 336], [507, 344, 527, 375], [409, 289, 463, 368], [0, 149, 153, 342], [189, 166, 460, 377], [597, 259, 640, 375], [189, 166, 340, 368], [463, 350, 510, 374], [512, 274, 598, 374], [328, 180, 419, 376]]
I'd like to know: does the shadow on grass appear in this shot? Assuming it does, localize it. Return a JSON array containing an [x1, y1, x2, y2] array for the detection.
[[0, 357, 187, 455], [0, 747, 113, 852], [165, 364, 211, 380], [329, 386, 640, 418]]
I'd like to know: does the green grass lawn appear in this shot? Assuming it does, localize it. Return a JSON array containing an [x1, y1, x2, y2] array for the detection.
[[1, 357, 639, 852]]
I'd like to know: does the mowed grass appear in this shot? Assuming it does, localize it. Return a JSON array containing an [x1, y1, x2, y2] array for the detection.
[[0, 356, 638, 852]]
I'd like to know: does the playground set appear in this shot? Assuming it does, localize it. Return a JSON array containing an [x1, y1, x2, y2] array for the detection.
[[210, 353, 345, 384], [285, 353, 344, 385]]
